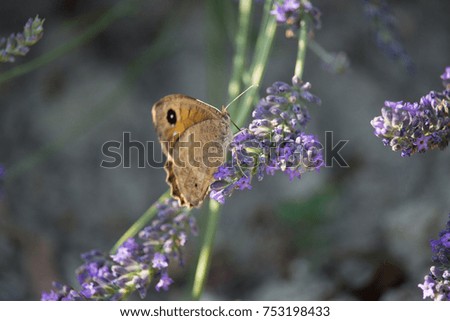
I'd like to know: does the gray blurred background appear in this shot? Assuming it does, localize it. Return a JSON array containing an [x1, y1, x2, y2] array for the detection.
[[0, 0, 449, 300]]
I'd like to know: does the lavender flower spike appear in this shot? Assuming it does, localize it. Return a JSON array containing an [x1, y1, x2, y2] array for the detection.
[[361, 0, 414, 72], [210, 76, 324, 204], [41, 198, 197, 300], [0, 16, 45, 63], [370, 66, 450, 156], [271, 0, 321, 38], [418, 214, 450, 301], [442, 67, 450, 89]]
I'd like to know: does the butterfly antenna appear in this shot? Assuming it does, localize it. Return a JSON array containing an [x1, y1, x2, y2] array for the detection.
[[231, 145, 250, 178], [230, 118, 241, 131], [224, 84, 258, 111]]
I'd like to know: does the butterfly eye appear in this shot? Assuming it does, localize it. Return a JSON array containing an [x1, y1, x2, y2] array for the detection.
[[166, 109, 177, 125]]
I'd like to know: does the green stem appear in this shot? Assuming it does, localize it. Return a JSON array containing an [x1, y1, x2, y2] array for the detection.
[[205, 0, 231, 105], [110, 191, 171, 254], [294, 19, 308, 80], [191, 200, 221, 300], [233, 0, 277, 127], [190, 0, 276, 301], [227, 0, 253, 101], [190, 0, 235, 301], [0, 0, 139, 85], [307, 39, 334, 65]]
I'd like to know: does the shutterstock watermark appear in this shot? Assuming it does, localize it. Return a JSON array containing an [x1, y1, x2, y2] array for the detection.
[[324, 131, 349, 167], [100, 131, 349, 169]]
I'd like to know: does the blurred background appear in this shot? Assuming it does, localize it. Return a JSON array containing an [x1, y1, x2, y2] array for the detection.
[[0, 0, 449, 300]]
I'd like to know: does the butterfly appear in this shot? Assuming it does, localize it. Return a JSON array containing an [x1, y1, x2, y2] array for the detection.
[[152, 94, 232, 207]]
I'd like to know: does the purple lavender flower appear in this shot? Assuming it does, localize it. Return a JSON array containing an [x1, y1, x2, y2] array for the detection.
[[271, 0, 321, 38], [418, 215, 450, 301], [41, 198, 197, 300], [155, 273, 174, 292], [110, 238, 139, 264], [41, 282, 84, 301], [0, 16, 44, 63], [441, 233, 450, 248], [370, 67, 450, 156], [210, 76, 323, 204], [152, 252, 169, 269], [442, 67, 450, 89], [41, 290, 60, 301], [361, 0, 414, 72]]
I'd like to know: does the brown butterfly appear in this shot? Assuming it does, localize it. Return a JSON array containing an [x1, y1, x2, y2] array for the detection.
[[152, 94, 232, 207]]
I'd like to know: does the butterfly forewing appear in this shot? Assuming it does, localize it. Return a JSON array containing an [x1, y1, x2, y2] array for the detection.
[[151, 94, 232, 207]]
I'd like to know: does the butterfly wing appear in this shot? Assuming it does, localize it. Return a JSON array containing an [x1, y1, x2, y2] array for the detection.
[[151, 94, 231, 207], [151, 94, 226, 156], [167, 118, 231, 207]]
